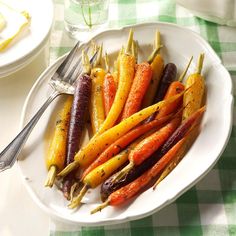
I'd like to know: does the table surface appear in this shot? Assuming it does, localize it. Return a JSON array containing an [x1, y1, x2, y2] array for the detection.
[[0, 0, 236, 236]]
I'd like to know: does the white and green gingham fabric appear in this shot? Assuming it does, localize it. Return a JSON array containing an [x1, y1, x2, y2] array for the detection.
[[50, 0, 236, 235]]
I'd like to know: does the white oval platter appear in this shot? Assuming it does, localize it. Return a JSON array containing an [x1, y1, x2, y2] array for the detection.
[[18, 22, 233, 226]]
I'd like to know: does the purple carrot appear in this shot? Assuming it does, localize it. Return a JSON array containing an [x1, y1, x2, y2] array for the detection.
[[145, 63, 177, 123], [63, 74, 92, 200]]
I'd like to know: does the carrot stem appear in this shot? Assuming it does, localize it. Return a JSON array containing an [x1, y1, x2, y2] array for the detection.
[[112, 162, 134, 183], [178, 56, 193, 82], [68, 184, 89, 209], [154, 30, 161, 50], [125, 29, 134, 54], [91, 200, 109, 214], [196, 53, 204, 75], [44, 165, 57, 188], [58, 161, 79, 178]]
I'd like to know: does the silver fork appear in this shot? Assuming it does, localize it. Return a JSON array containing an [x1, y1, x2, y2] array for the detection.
[[0, 42, 97, 172]]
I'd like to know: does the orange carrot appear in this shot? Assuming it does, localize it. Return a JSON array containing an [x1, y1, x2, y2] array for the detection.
[[114, 116, 181, 180], [129, 117, 181, 166], [103, 73, 116, 117], [121, 62, 153, 120], [80, 113, 172, 180], [91, 137, 185, 213], [156, 81, 185, 119]]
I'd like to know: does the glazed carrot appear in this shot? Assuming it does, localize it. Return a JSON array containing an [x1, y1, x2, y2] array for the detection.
[[145, 63, 177, 123], [142, 31, 164, 108], [114, 116, 181, 180], [121, 62, 153, 120], [103, 54, 116, 117], [153, 124, 200, 189], [44, 96, 73, 187], [160, 106, 205, 155], [69, 130, 154, 209], [57, 92, 184, 178], [62, 51, 92, 199], [112, 46, 124, 87], [100, 106, 205, 200], [68, 149, 130, 209], [183, 53, 205, 120], [81, 113, 172, 180], [156, 56, 193, 119], [91, 137, 186, 214], [89, 45, 106, 134], [95, 29, 135, 136]]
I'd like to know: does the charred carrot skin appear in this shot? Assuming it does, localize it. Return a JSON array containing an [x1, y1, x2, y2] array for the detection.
[[121, 62, 153, 120], [103, 73, 116, 117], [100, 106, 205, 201], [81, 114, 171, 180]]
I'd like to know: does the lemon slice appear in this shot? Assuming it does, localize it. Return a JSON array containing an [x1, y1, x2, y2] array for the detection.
[[0, 2, 31, 52]]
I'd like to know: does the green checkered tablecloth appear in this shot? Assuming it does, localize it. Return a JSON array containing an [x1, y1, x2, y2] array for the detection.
[[50, 0, 236, 235]]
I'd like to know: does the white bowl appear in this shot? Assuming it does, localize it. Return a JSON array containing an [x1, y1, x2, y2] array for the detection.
[[176, 0, 236, 26], [18, 22, 233, 226], [0, 0, 54, 78]]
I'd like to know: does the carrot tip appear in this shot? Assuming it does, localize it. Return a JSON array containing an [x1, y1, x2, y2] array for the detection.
[[90, 201, 109, 214], [44, 165, 57, 188]]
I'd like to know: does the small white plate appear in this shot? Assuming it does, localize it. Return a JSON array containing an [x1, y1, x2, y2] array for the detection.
[[18, 22, 233, 226], [0, 0, 54, 77]]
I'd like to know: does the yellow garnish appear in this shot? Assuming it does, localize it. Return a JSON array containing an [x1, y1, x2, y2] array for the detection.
[[0, 3, 31, 52]]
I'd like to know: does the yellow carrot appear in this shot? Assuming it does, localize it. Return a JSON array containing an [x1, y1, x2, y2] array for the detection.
[[182, 53, 205, 120], [95, 30, 135, 136], [142, 31, 165, 108], [90, 67, 106, 134], [44, 96, 73, 187]]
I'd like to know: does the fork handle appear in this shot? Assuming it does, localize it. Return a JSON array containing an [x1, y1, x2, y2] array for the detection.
[[0, 90, 60, 172]]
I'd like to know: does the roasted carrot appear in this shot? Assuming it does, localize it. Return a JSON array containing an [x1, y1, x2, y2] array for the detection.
[[44, 96, 73, 187], [145, 63, 177, 123], [112, 46, 124, 87], [69, 130, 154, 209], [68, 149, 130, 209], [62, 51, 92, 199], [155, 56, 193, 119], [142, 31, 164, 108], [121, 62, 153, 120], [103, 53, 116, 117], [160, 106, 205, 155], [57, 92, 184, 178], [93, 29, 135, 136], [114, 116, 181, 181], [183, 53, 205, 120], [91, 137, 186, 214], [153, 124, 200, 189], [81, 113, 172, 180], [100, 106, 205, 201], [89, 45, 106, 134]]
